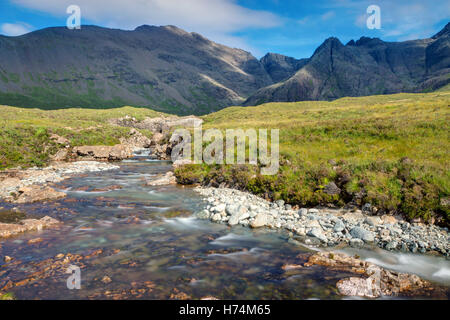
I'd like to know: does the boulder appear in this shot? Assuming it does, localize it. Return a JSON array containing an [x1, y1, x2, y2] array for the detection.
[[147, 172, 177, 186], [73, 145, 133, 161], [250, 213, 269, 228], [350, 227, 375, 242], [323, 182, 341, 195]]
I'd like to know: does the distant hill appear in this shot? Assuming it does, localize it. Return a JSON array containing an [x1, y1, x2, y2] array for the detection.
[[0, 25, 275, 115], [244, 23, 450, 106], [0, 23, 448, 114]]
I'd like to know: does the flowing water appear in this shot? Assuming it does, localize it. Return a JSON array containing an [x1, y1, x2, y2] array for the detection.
[[0, 155, 449, 300]]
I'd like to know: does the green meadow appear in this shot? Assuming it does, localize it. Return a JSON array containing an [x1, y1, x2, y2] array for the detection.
[[177, 91, 450, 225], [0, 90, 449, 225]]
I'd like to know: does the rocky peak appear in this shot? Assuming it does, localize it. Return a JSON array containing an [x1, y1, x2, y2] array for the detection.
[[432, 22, 450, 39]]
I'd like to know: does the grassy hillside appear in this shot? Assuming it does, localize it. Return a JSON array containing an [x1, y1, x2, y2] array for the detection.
[[176, 91, 450, 225], [0, 105, 163, 169]]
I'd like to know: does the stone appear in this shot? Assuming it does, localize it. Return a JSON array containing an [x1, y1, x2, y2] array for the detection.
[[275, 200, 285, 208], [305, 252, 441, 298], [0, 216, 60, 239], [307, 228, 328, 243], [9, 185, 66, 204], [172, 159, 192, 169], [250, 213, 269, 228], [51, 149, 69, 161], [362, 203, 372, 214], [385, 241, 398, 251], [382, 215, 398, 225], [146, 171, 177, 186], [298, 208, 308, 217], [365, 216, 382, 227], [350, 238, 364, 248], [101, 276, 112, 284], [196, 210, 210, 220], [4, 256, 13, 262], [323, 182, 341, 195], [333, 220, 345, 232], [211, 213, 222, 222], [350, 227, 375, 242], [73, 145, 133, 161]]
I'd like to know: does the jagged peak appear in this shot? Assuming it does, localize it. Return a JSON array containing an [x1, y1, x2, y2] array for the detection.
[[355, 36, 384, 46], [312, 37, 344, 56], [432, 22, 450, 39]]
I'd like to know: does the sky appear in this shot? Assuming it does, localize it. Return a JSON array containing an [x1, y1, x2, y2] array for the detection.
[[0, 0, 449, 59]]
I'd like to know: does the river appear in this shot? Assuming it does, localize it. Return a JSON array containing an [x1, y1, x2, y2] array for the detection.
[[0, 154, 449, 299]]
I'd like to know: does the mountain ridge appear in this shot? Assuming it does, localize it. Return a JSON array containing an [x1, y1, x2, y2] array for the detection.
[[0, 23, 449, 114], [244, 23, 450, 105]]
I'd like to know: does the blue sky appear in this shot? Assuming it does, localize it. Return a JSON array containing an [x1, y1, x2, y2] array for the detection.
[[1, 0, 449, 59]]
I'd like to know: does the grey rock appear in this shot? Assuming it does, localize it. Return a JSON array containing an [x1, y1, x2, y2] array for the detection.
[[350, 227, 375, 243], [333, 220, 345, 232], [350, 238, 364, 248], [323, 182, 341, 195], [250, 213, 269, 228], [385, 241, 398, 251], [307, 228, 328, 243]]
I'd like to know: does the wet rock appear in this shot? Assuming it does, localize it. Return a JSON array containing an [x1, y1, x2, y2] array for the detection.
[[349, 238, 364, 248], [4, 256, 12, 262], [305, 251, 445, 298], [8, 185, 66, 204], [337, 277, 379, 298], [147, 171, 177, 186], [0, 216, 60, 238], [91, 185, 123, 192], [101, 276, 112, 284]]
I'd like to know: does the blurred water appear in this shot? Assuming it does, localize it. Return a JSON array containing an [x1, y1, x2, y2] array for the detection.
[[0, 156, 448, 300]]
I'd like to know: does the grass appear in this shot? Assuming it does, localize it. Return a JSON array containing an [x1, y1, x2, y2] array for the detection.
[[1, 89, 449, 225], [0, 105, 165, 169], [175, 91, 450, 225]]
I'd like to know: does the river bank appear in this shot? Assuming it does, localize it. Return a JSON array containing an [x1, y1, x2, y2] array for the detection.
[[194, 187, 450, 257]]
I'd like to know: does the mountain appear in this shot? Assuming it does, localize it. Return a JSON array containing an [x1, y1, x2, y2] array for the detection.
[[260, 53, 309, 83], [0, 23, 449, 114], [0, 25, 274, 115], [244, 23, 450, 106]]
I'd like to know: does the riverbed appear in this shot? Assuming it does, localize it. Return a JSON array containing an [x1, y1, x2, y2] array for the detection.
[[0, 155, 449, 299]]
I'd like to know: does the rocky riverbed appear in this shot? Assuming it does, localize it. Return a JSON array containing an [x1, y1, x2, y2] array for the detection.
[[194, 187, 450, 257], [0, 161, 119, 204]]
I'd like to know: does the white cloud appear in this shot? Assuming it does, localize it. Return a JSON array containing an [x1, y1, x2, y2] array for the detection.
[[0, 22, 33, 36], [12, 0, 281, 51], [327, 0, 450, 39]]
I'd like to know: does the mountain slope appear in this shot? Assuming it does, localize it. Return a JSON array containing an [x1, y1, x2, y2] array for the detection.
[[260, 53, 308, 83], [0, 25, 273, 115], [244, 23, 450, 106]]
